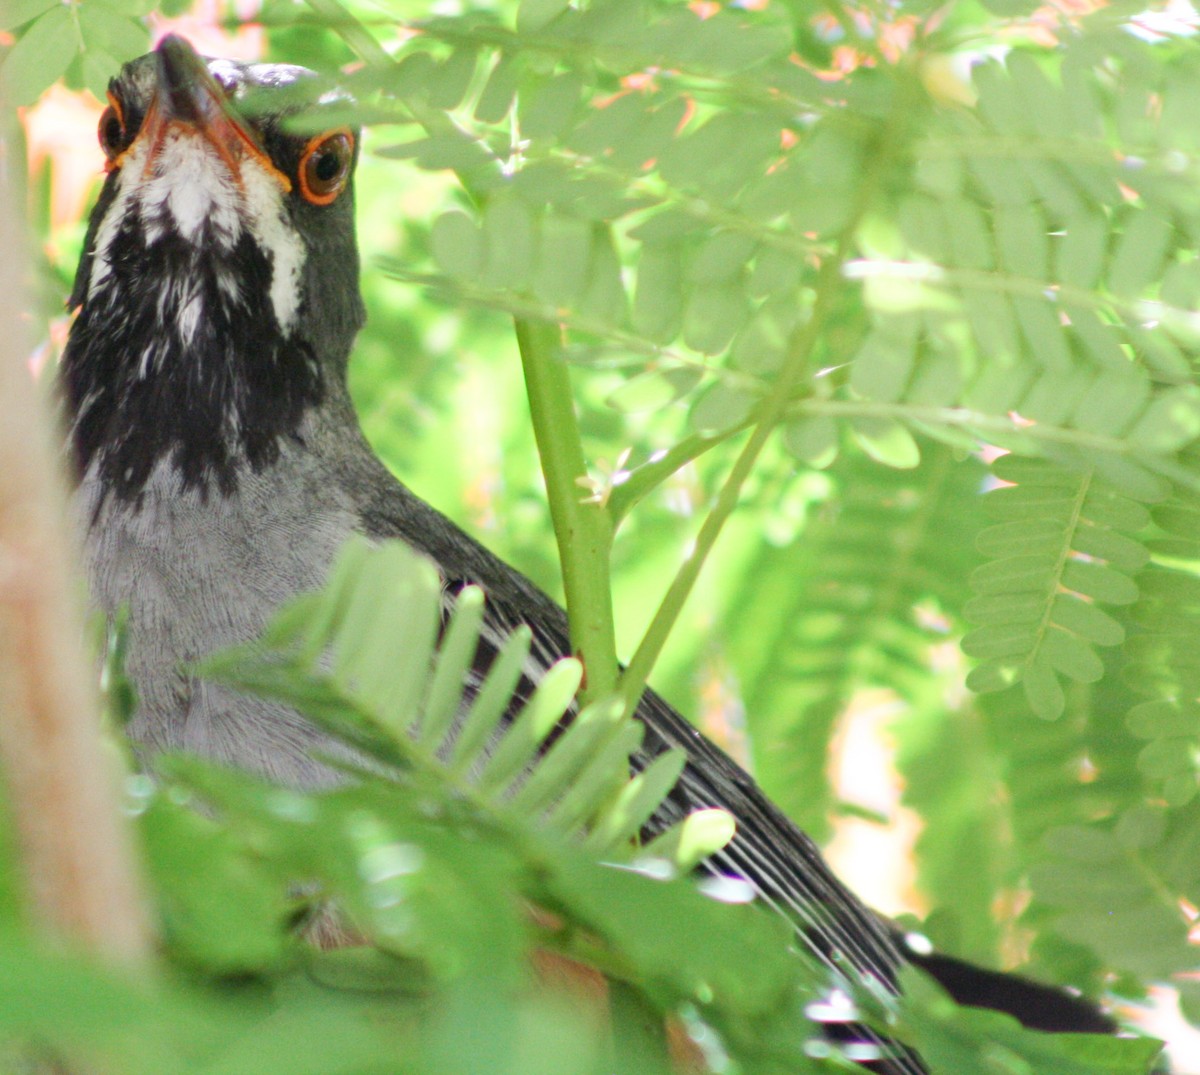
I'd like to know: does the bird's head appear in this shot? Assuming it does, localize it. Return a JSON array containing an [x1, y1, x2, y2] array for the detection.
[[63, 35, 366, 501]]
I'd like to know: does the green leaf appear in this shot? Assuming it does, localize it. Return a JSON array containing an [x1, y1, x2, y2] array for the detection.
[[203, 542, 678, 859], [1060, 559, 1138, 605], [1081, 489, 1151, 531], [995, 203, 1048, 278], [964, 590, 1045, 624], [1127, 700, 1200, 739], [449, 626, 532, 775], [431, 210, 485, 282], [962, 292, 1020, 366], [427, 47, 478, 112], [474, 53, 520, 124], [517, 0, 570, 33], [688, 232, 757, 285], [1072, 368, 1150, 437], [1093, 456, 1169, 504], [421, 587, 487, 749], [0, 0, 56, 32], [478, 659, 582, 795], [141, 796, 287, 971], [567, 91, 645, 157], [850, 418, 920, 469], [508, 700, 624, 815], [78, 2, 147, 64], [682, 282, 750, 355], [1066, 305, 1127, 370], [378, 131, 494, 174], [1052, 595, 1124, 647], [961, 622, 1037, 659], [482, 192, 536, 291], [609, 97, 690, 174], [1108, 210, 1173, 299], [584, 750, 688, 855], [688, 382, 757, 434], [1071, 526, 1149, 573], [1, 6, 75, 106], [543, 721, 643, 833], [748, 246, 802, 299], [80, 46, 120, 102], [532, 214, 592, 309], [1056, 212, 1108, 289], [606, 368, 702, 413], [632, 245, 684, 344], [899, 193, 948, 264], [897, 965, 1160, 1075], [1128, 387, 1200, 453], [1023, 654, 1065, 720], [642, 809, 736, 872], [975, 518, 1066, 559], [1040, 627, 1104, 683], [1115, 804, 1167, 850], [547, 857, 794, 1015], [578, 227, 626, 323], [850, 320, 919, 403], [329, 543, 442, 722], [1013, 296, 1071, 373], [783, 415, 839, 469], [943, 197, 994, 270], [1136, 738, 1194, 779], [732, 298, 798, 375], [518, 71, 584, 141]]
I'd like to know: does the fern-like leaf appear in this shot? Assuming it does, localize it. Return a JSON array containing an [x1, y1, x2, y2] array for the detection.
[[200, 537, 732, 868], [963, 455, 1155, 720]]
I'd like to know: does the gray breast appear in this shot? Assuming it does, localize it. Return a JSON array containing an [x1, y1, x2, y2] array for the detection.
[[79, 442, 361, 787]]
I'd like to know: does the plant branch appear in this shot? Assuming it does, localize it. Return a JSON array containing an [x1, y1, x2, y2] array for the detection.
[[615, 271, 836, 711], [304, 0, 392, 66], [607, 425, 750, 525], [616, 75, 916, 711], [516, 319, 619, 701]]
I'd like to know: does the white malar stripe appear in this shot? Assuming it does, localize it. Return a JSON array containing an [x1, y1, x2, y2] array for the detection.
[[88, 149, 143, 300], [241, 163, 305, 332]]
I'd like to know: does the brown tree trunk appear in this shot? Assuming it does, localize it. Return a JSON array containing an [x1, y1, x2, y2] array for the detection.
[[0, 123, 152, 965]]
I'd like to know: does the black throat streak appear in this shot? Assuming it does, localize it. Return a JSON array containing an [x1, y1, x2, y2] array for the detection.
[[62, 214, 325, 505]]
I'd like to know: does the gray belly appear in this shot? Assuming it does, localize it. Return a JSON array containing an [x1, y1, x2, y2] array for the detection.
[[79, 454, 361, 787]]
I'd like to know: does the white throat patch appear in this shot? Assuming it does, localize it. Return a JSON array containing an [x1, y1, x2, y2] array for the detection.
[[88, 129, 305, 336]]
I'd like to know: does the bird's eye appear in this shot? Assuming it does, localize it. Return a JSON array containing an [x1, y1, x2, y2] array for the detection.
[[98, 97, 129, 166], [298, 129, 354, 206]]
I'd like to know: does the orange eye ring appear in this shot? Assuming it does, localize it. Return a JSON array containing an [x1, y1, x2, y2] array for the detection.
[[98, 92, 129, 169], [298, 128, 354, 206]]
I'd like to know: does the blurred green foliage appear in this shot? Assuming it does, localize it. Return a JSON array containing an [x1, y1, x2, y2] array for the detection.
[[7, 0, 1200, 1070]]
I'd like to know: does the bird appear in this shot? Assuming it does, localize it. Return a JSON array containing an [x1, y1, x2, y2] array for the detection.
[[60, 34, 1114, 1074]]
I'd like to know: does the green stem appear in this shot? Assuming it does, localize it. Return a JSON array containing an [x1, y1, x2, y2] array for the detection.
[[616, 274, 836, 711], [607, 424, 749, 525], [616, 77, 915, 711], [304, 0, 392, 66], [515, 319, 619, 702]]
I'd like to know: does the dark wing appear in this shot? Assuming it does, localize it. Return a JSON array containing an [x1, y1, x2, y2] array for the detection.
[[353, 470, 933, 1070], [469, 576, 906, 983], [341, 431, 1112, 1073], [456, 584, 926, 1075]]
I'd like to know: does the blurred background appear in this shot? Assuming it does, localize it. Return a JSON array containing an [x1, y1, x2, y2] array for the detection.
[[10, 0, 1200, 1067]]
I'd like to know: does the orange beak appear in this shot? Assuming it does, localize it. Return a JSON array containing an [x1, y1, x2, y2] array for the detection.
[[119, 34, 291, 194]]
